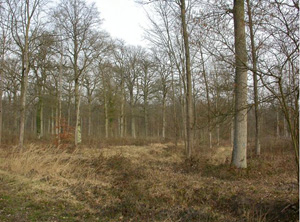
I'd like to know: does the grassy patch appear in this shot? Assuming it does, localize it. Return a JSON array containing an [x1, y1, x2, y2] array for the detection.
[[0, 142, 298, 221]]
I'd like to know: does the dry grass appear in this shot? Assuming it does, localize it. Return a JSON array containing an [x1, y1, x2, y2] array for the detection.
[[0, 141, 298, 221]]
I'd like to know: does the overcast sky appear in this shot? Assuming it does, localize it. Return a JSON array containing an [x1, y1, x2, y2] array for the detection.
[[87, 0, 148, 46]]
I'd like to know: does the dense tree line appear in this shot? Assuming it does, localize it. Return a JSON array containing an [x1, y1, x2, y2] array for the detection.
[[0, 0, 298, 169]]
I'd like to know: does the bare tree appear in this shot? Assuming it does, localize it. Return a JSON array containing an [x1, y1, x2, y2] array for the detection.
[[53, 0, 101, 146], [0, 2, 11, 144], [6, 0, 44, 149]]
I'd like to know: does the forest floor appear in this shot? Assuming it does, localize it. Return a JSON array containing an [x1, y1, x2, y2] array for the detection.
[[0, 141, 298, 222]]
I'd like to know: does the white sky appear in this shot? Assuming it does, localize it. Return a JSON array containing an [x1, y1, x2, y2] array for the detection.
[[88, 0, 148, 47]]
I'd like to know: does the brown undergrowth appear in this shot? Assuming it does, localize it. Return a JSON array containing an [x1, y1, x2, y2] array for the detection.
[[0, 141, 298, 221]]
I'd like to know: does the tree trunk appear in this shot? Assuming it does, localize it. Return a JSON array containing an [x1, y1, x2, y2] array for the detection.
[[130, 91, 136, 138], [246, 0, 260, 156], [283, 115, 289, 138], [179, 74, 187, 145], [19, 62, 29, 149], [57, 41, 63, 146], [0, 43, 4, 145], [231, 0, 248, 168], [180, 0, 193, 158], [276, 108, 280, 137], [200, 45, 212, 149], [36, 95, 43, 139], [52, 107, 56, 135], [74, 79, 81, 146], [104, 90, 108, 138], [171, 70, 178, 146], [88, 93, 92, 137], [162, 94, 166, 140], [120, 75, 125, 138]]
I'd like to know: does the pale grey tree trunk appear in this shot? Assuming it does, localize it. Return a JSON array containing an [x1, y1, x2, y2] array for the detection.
[[19, 35, 30, 149], [74, 84, 82, 146], [231, 0, 248, 168]]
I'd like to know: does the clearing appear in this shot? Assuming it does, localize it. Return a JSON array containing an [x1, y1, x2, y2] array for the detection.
[[0, 143, 298, 221]]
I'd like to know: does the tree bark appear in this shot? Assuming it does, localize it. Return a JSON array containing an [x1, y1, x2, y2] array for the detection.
[[130, 91, 136, 138], [36, 95, 43, 139], [276, 108, 280, 137], [57, 40, 63, 146], [231, 0, 248, 168], [120, 73, 125, 138], [104, 89, 109, 138], [171, 70, 178, 146], [200, 44, 212, 149], [180, 0, 193, 158], [88, 92, 92, 137], [162, 93, 166, 140], [74, 79, 82, 146], [246, 0, 260, 156]]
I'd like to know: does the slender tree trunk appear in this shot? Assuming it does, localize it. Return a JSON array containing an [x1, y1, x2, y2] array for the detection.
[[19, 63, 29, 148], [215, 71, 220, 147], [179, 74, 187, 145], [144, 85, 148, 138], [131, 114, 136, 139], [231, 117, 234, 147], [0, 41, 4, 145], [231, 0, 248, 168], [283, 115, 289, 138], [0, 67, 3, 145], [51, 107, 55, 135], [55, 107, 59, 136], [36, 95, 43, 139], [88, 93, 92, 137], [57, 41, 63, 145], [162, 94, 166, 140], [104, 90, 108, 138], [276, 108, 280, 137], [130, 91, 136, 138], [74, 79, 82, 146], [171, 70, 178, 146], [144, 104, 148, 138], [67, 95, 71, 127], [180, 0, 193, 158], [246, 0, 260, 156], [200, 46, 212, 149], [120, 75, 125, 138]]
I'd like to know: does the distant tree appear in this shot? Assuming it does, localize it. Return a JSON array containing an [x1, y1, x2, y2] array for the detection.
[[0, 1, 11, 144], [6, 0, 44, 149], [53, 0, 101, 146]]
